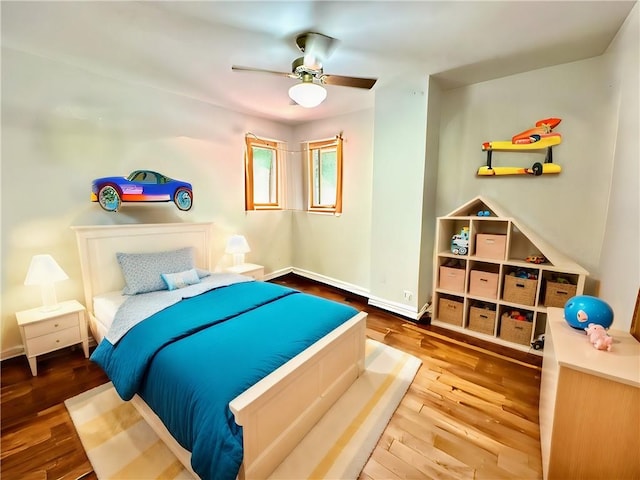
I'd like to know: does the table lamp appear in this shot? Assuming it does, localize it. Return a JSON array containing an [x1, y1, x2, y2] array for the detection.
[[24, 254, 69, 311], [225, 235, 251, 266]]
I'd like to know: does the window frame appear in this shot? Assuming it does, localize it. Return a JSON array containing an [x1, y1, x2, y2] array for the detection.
[[307, 137, 343, 214], [245, 136, 282, 210]]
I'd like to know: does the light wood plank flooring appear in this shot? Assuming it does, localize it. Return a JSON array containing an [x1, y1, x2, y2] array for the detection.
[[1, 274, 543, 479]]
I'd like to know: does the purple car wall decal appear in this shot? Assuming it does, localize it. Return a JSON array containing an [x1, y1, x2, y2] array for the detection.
[[91, 170, 193, 212]]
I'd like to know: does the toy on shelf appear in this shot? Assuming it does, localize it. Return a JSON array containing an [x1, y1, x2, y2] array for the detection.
[[525, 254, 547, 264], [504, 309, 533, 322], [585, 323, 613, 351], [478, 118, 562, 177], [477, 210, 491, 217], [531, 333, 545, 350], [509, 269, 538, 280], [451, 227, 469, 255], [564, 295, 614, 330]]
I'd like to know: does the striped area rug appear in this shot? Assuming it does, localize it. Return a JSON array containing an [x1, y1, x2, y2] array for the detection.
[[65, 339, 421, 479]]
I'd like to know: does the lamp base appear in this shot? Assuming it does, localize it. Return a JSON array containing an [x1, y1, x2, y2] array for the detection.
[[232, 253, 246, 266], [40, 284, 60, 311]]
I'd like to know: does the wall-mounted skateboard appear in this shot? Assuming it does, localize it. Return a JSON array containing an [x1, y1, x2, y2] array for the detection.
[[478, 118, 562, 176]]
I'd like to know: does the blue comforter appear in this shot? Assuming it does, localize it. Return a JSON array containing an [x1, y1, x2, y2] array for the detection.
[[91, 281, 358, 480]]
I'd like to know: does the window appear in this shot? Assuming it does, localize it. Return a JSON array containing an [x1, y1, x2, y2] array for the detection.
[[245, 136, 281, 210], [308, 137, 343, 214]]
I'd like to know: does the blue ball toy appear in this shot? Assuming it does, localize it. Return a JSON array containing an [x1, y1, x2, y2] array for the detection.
[[564, 295, 614, 330]]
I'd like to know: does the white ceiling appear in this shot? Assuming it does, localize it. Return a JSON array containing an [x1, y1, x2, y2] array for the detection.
[[1, 1, 636, 125]]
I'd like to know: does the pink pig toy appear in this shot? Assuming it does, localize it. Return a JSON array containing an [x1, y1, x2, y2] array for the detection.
[[584, 323, 613, 352]]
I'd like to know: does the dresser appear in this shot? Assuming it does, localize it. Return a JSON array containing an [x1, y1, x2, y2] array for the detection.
[[16, 300, 89, 376], [539, 307, 640, 479]]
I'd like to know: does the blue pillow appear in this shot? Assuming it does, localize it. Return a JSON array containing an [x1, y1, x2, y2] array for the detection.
[[117, 247, 195, 295], [161, 268, 201, 291]]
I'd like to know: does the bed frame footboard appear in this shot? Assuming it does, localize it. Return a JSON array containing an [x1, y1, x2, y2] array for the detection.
[[231, 311, 367, 479], [131, 311, 366, 479]]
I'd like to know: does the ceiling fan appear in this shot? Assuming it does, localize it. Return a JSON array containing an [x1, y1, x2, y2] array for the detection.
[[232, 32, 377, 108]]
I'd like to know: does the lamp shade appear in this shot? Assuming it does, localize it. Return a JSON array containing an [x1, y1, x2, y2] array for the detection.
[[24, 254, 69, 310], [288, 82, 327, 108], [225, 235, 251, 254], [24, 255, 69, 285], [226, 235, 251, 267]]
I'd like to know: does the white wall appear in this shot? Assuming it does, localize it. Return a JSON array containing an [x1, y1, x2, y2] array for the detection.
[[0, 47, 295, 356], [418, 77, 443, 308], [437, 55, 618, 279], [290, 110, 374, 295], [597, 3, 639, 331], [369, 78, 430, 317]]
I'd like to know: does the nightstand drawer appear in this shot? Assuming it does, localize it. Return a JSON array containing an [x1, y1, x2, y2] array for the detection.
[[23, 313, 79, 339], [27, 326, 82, 356], [243, 268, 264, 280], [16, 299, 88, 376]]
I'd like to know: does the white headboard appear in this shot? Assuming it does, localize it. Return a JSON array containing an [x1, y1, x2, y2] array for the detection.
[[72, 222, 214, 314]]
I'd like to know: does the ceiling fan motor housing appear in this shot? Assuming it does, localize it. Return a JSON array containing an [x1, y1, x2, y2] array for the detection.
[[295, 32, 335, 55], [292, 57, 323, 76], [295, 32, 337, 71]]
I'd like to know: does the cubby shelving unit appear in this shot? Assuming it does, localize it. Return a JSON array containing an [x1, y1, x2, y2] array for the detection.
[[432, 196, 588, 355]]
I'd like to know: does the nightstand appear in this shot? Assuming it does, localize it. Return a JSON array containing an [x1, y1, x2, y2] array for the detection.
[[16, 299, 89, 376], [225, 263, 264, 281]]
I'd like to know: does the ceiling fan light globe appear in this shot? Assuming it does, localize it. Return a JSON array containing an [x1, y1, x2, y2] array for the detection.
[[288, 82, 327, 108]]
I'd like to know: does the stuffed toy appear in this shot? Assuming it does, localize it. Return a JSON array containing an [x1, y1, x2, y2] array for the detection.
[[585, 323, 613, 352]]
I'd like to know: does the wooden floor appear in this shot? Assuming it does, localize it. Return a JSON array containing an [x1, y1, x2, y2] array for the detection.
[[1, 274, 543, 479]]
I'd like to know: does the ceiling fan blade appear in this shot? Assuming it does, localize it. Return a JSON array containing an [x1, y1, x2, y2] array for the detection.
[[322, 74, 377, 89], [232, 65, 296, 79]]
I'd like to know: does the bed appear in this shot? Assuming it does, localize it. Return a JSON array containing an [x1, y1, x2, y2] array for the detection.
[[72, 222, 367, 479]]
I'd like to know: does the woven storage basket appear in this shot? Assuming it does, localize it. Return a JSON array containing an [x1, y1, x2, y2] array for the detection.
[[438, 297, 463, 326], [468, 307, 496, 335], [499, 314, 533, 345], [469, 270, 499, 299], [544, 281, 577, 308], [503, 275, 537, 306], [475, 234, 507, 260], [439, 266, 465, 293]]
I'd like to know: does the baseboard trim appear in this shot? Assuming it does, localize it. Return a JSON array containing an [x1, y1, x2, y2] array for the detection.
[[1, 346, 25, 361], [291, 268, 371, 299], [368, 296, 429, 321], [275, 267, 428, 321], [264, 267, 293, 281]]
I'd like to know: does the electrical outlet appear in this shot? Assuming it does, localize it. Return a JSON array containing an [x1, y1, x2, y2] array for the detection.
[[403, 290, 413, 301]]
